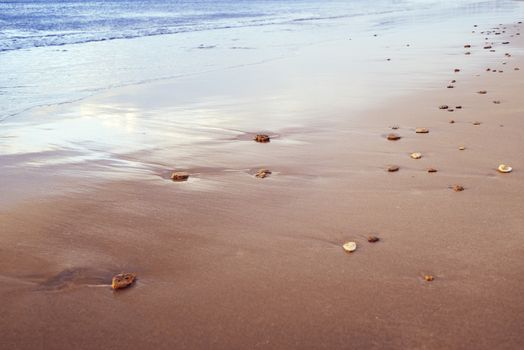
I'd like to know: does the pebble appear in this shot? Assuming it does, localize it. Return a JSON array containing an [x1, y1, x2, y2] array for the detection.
[[477, 90, 487, 94], [343, 242, 357, 253], [459, 146, 466, 150], [367, 236, 380, 243], [254, 134, 270, 143], [410, 152, 422, 159], [439, 105, 449, 110], [497, 164, 513, 173], [387, 133, 401, 141], [427, 168, 438, 173], [424, 275, 434, 282], [415, 128, 429, 134], [255, 169, 272, 178], [171, 172, 190, 181], [388, 165, 400, 172], [112, 273, 136, 290], [452, 185, 465, 192]]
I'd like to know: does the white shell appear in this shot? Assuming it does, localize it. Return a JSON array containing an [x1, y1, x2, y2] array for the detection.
[[342, 242, 357, 253], [498, 164, 513, 173]]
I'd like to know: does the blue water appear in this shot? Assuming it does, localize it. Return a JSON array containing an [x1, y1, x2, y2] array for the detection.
[[0, 0, 427, 52], [0, 0, 522, 120]]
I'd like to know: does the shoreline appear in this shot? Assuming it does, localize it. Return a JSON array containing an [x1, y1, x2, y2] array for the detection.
[[1, 15, 524, 350]]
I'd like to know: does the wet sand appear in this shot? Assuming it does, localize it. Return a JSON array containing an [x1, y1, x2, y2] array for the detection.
[[1, 20, 524, 349]]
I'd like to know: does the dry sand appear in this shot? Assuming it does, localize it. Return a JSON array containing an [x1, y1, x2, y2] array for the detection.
[[1, 21, 524, 349]]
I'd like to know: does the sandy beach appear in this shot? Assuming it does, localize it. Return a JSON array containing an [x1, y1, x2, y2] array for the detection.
[[1, 5, 524, 349]]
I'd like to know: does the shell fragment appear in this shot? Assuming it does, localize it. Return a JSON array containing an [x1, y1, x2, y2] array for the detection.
[[498, 164, 512, 173], [342, 242, 357, 253]]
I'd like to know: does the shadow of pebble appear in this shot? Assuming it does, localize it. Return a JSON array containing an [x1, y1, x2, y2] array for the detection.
[[35, 267, 114, 292]]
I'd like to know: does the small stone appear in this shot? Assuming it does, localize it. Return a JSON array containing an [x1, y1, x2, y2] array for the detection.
[[410, 152, 422, 159], [454, 69, 461, 73], [502, 41, 510, 44], [424, 275, 434, 282], [459, 146, 466, 150], [427, 168, 438, 173], [447, 85, 454, 89], [415, 128, 429, 134], [112, 273, 136, 290], [439, 105, 449, 110], [388, 165, 400, 172], [477, 90, 487, 94], [484, 45, 492, 49], [254, 134, 270, 143], [451, 80, 457, 83], [465, 52, 471, 55], [452, 185, 465, 192], [455, 105, 462, 109], [387, 133, 401, 141], [448, 109, 455, 112], [255, 169, 272, 178], [493, 100, 501, 104], [497, 164, 513, 173], [367, 236, 380, 243], [486, 68, 491, 71], [473, 121, 481, 125], [342, 242, 357, 253], [391, 125, 399, 130], [449, 120, 455, 124], [515, 67, 520, 71], [464, 44, 471, 48], [171, 172, 190, 181]]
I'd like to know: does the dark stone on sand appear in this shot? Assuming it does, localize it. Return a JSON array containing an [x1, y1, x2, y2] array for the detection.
[[451, 80, 456, 83], [439, 105, 449, 110], [387, 165, 400, 172], [367, 236, 380, 243], [493, 100, 501, 104], [427, 168, 438, 173], [477, 90, 487, 94], [112, 273, 136, 290], [455, 106, 462, 109], [465, 52, 471, 55], [255, 169, 272, 178], [447, 85, 454, 89], [464, 44, 471, 48], [387, 133, 401, 141], [449, 120, 455, 124], [486, 68, 491, 71], [448, 109, 454, 112], [473, 121, 481, 125], [484, 45, 492, 49], [254, 134, 270, 143], [515, 68, 520, 71], [502, 41, 510, 44], [454, 69, 461, 72], [424, 275, 434, 282], [452, 185, 465, 192], [171, 172, 190, 181]]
